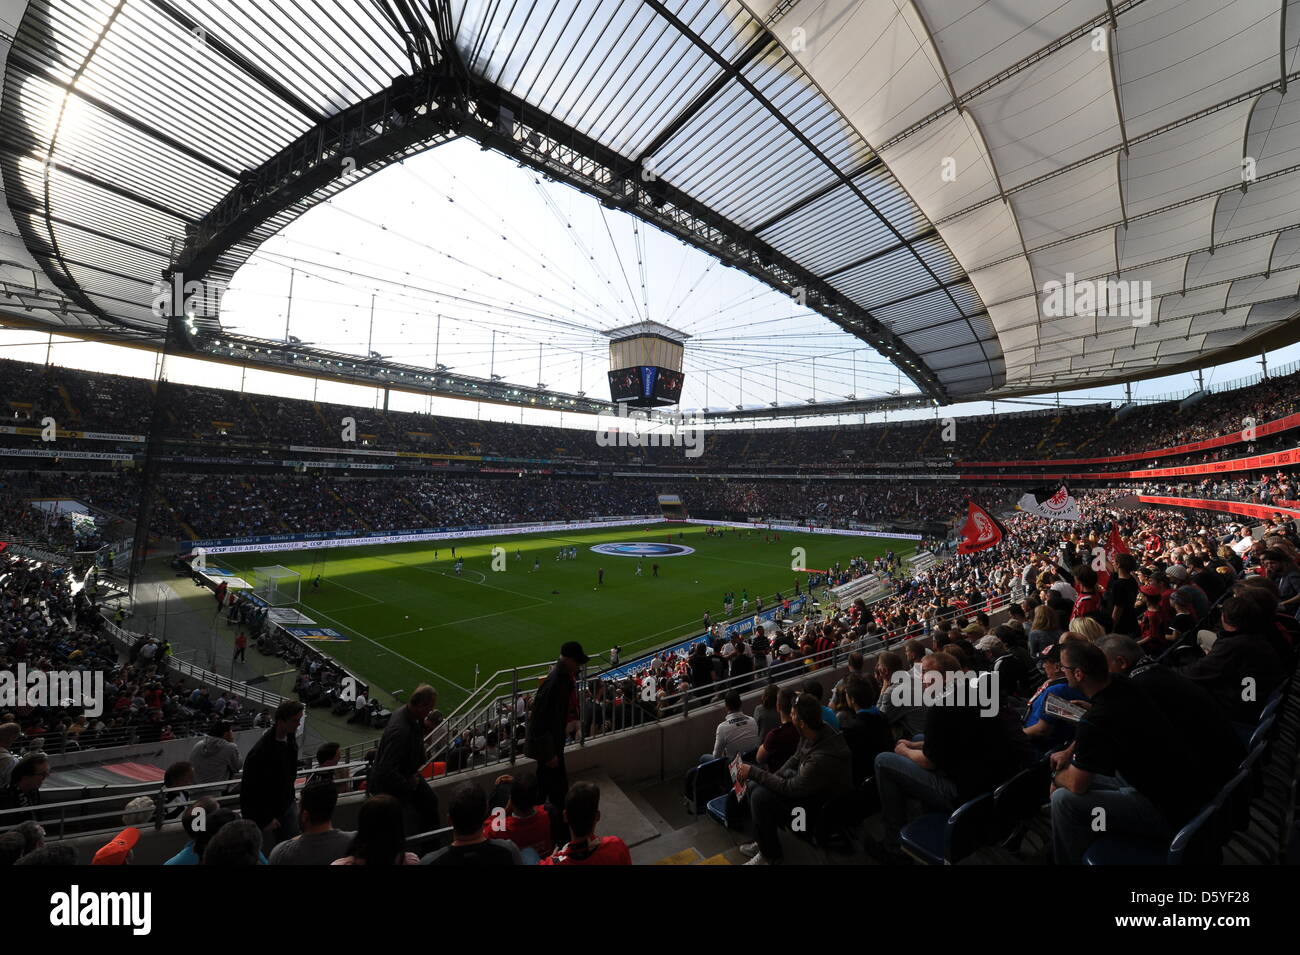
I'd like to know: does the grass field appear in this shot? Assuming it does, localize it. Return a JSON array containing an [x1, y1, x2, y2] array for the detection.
[[215, 522, 910, 711]]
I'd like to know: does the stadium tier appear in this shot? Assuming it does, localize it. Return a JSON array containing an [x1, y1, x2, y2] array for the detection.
[[3, 359, 1300, 880]]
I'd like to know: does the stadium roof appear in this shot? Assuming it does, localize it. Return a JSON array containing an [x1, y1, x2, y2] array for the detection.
[[2, 0, 1300, 408]]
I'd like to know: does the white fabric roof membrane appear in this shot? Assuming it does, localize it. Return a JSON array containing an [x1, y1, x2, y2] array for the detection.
[[6, 0, 1300, 399], [760, 0, 1300, 394]]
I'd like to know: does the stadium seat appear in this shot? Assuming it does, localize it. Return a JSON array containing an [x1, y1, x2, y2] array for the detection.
[[992, 762, 1052, 851], [1083, 770, 1248, 866], [811, 788, 870, 851], [1249, 714, 1278, 752], [684, 758, 731, 815], [899, 792, 995, 865], [705, 794, 733, 829]]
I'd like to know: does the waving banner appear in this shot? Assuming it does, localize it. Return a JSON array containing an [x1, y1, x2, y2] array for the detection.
[[1017, 484, 1081, 521], [957, 501, 1005, 554]]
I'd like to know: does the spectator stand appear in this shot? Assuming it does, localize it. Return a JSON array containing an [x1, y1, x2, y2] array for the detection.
[[98, 613, 285, 712]]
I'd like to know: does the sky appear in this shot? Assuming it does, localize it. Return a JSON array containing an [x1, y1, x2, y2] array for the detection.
[[3, 137, 1300, 433]]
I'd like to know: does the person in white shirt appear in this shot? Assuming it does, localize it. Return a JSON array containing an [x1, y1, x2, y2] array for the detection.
[[1231, 528, 1255, 558], [707, 690, 759, 761], [1049, 579, 1078, 603]]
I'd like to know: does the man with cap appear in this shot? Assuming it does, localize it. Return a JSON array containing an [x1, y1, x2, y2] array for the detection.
[[92, 827, 140, 865], [525, 640, 589, 849]]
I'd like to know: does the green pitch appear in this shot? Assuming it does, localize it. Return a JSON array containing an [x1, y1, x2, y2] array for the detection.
[[216, 523, 909, 711]]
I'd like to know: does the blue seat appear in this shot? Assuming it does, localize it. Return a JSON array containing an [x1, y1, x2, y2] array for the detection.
[[1081, 833, 1168, 865], [992, 763, 1051, 850], [1083, 770, 1247, 866], [900, 792, 995, 865], [705, 793, 732, 828], [1259, 692, 1283, 723], [1248, 713, 1277, 751]]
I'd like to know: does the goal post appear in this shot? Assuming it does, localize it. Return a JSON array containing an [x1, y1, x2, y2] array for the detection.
[[252, 565, 301, 607]]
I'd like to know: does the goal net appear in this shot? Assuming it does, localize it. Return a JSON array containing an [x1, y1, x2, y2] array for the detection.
[[253, 565, 301, 607]]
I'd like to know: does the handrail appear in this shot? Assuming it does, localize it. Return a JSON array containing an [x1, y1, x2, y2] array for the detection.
[[0, 760, 371, 839], [8, 589, 1021, 841], [98, 613, 285, 708], [14, 711, 258, 756], [396, 587, 1018, 780]]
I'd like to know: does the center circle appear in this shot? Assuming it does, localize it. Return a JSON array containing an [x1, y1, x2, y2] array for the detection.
[[589, 542, 695, 558]]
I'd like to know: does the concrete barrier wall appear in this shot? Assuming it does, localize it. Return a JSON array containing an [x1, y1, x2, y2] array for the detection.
[[46, 727, 265, 772]]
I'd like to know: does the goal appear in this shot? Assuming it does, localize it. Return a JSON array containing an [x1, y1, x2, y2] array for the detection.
[[252, 565, 301, 607]]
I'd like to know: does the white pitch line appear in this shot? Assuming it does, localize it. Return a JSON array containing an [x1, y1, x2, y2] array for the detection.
[[369, 555, 555, 603], [300, 600, 383, 615], [312, 575, 383, 604], [303, 604, 472, 695], [374, 599, 552, 641]]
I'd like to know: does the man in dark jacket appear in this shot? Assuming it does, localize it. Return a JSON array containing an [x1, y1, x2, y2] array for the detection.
[[1098, 634, 1244, 787], [1178, 596, 1282, 725], [238, 700, 303, 851], [368, 684, 440, 832], [736, 693, 853, 865], [871, 652, 1032, 862], [525, 641, 588, 848]]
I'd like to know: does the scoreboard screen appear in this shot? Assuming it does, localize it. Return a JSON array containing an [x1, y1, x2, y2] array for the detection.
[[607, 365, 682, 406]]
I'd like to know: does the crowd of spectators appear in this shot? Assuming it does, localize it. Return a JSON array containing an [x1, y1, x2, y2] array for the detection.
[[0, 551, 261, 760], [5, 357, 1300, 474]]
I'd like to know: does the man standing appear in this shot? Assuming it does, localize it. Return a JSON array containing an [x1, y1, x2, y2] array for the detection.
[[239, 700, 304, 851], [526, 641, 588, 848], [233, 631, 248, 665], [597, 567, 605, 586], [368, 684, 440, 833]]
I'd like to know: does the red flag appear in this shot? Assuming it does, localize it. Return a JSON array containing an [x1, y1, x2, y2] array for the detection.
[[957, 501, 1004, 554], [1106, 525, 1130, 562]]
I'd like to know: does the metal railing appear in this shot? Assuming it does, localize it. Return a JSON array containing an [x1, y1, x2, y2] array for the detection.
[[12, 712, 258, 757], [0, 760, 371, 840], [98, 614, 285, 708], [6, 592, 1023, 842], [387, 587, 1017, 781]]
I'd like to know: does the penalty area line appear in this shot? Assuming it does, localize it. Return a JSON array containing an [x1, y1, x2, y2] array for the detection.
[[374, 599, 552, 640], [303, 604, 472, 695]]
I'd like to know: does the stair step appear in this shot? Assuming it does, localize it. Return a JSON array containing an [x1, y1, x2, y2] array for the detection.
[[653, 847, 702, 866]]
